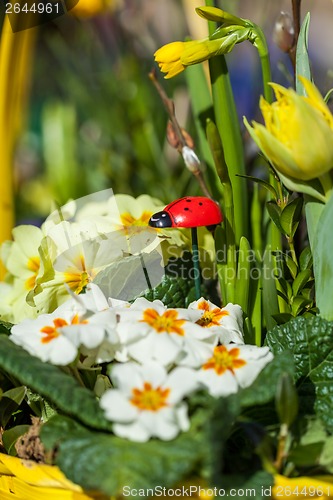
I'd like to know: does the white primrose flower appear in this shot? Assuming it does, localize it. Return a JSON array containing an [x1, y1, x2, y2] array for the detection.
[[100, 361, 198, 442], [188, 298, 244, 344], [10, 289, 118, 366], [116, 297, 217, 367], [197, 344, 274, 397]]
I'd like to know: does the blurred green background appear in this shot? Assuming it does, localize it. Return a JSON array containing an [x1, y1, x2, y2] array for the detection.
[[5, 0, 333, 224]]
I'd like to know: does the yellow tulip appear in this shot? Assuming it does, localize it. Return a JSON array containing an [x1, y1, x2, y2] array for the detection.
[[272, 474, 333, 499], [244, 77, 333, 181]]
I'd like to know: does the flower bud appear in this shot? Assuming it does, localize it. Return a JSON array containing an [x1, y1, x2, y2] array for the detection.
[[181, 146, 201, 174], [166, 121, 195, 150], [273, 12, 295, 53]]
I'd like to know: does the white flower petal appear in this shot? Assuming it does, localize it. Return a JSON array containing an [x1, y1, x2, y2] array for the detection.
[[198, 369, 238, 397], [100, 389, 138, 423], [166, 367, 199, 403], [113, 421, 150, 442], [139, 408, 180, 441], [110, 362, 143, 394]]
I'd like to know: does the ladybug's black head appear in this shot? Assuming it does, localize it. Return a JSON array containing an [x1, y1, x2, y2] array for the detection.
[[149, 211, 172, 228]]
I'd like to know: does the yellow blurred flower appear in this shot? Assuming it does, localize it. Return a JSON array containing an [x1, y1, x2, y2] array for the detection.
[[69, 0, 118, 18], [244, 77, 333, 182], [272, 474, 333, 499]]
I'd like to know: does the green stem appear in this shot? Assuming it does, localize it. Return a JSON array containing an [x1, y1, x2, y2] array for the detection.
[[247, 23, 273, 104], [288, 237, 298, 266], [191, 227, 201, 300], [205, 0, 248, 243]]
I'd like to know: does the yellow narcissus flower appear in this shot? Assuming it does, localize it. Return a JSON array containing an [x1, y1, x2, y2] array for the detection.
[[244, 77, 333, 182]]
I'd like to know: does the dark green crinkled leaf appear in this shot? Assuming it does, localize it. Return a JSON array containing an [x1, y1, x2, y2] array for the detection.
[[0, 335, 112, 431], [141, 273, 200, 308], [41, 414, 206, 496], [141, 252, 207, 307], [265, 316, 333, 431]]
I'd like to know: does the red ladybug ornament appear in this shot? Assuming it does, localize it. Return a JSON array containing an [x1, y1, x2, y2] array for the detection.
[[149, 196, 223, 229]]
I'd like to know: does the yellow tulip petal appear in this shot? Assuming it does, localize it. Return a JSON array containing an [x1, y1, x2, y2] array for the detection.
[[254, 79, 333, 181], [0, 454, 110, 499], [272, 474, 333, 499], [251, 122, 302, 178], [299, 76, 333, 129]]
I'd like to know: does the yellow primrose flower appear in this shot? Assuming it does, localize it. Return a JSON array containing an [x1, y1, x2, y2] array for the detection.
[[244, 77, 333, 181], [0, 225, 43, 323]]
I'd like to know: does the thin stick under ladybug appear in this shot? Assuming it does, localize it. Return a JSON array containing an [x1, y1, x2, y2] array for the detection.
[[149, 196, 223, 300]]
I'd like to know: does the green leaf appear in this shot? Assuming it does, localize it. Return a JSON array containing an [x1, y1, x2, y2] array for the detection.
[[296, 13, 311, 96], [142, 257, 202, 308], [266, 201, 283, 233], [275, 372, 298, 427], [41, 414, 206, 496], [280, 197, 303, 237], [292, 269, 312, 296], [312, 193, 333, 320], [0, 386, 27, 428], [271, 313, 293, 325], [291, 296, 312, 317], [185, 66, 223, 202], [262, 245, 279, 331], [240, 351, 294, 408], [265, 316, 333, 431], [235, 236, 251, 317], [237, 174, 278, 200], [285, 254, 298, 280], [289, 442, 324, 467], [320, 436, 333, 472], [324, 88, 333, 104], [0, 335, 112, 431], [214, 471, 273, 500], [2, 424, 30, 455], [299, 246, 313, 271], [207, 47, 248, 242]]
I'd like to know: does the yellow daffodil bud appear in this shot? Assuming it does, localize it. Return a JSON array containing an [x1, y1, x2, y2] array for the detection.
[[154, 30, 248, 79], [244, 77, 333, 181], [195, 6, 247, 27]]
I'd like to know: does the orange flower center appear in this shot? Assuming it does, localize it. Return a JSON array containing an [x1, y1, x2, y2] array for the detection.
[[141, 308, 185, 336], [25, 256, 40, 290], [203, 345, 246, 375], [121, 211, 152, 227], [63, 255, 96, 294], [195, 300, 229, 328], [130, 382, 170, 411], [120, 211, 156, 235], [40, 314, 87, 343]]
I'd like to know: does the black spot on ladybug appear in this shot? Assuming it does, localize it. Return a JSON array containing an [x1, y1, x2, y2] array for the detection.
[[184, 207, 190, 211], [186, 199, 192, 203], [199, 202, 203, 206]]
